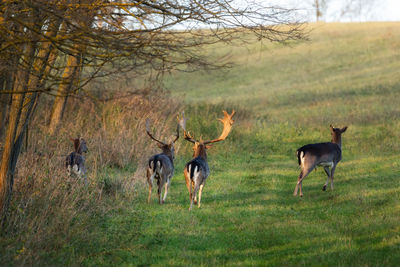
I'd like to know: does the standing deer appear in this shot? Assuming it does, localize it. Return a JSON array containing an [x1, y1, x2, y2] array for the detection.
[[66, 137, 88, 185], [294, 125, 348, 197], [146, 119, 179, 204], [179, 110, 235, 211]]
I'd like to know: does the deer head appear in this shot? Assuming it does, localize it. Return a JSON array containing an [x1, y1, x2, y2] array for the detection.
[[146, 118, 179, 159], [178, 110, 235, 158], [330, 125, 348, 146], [70, 137, 88, 154]]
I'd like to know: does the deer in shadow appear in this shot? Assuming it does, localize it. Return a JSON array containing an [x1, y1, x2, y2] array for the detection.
[[66, 137, 88, 185], [294, 125, 348, 197], [146, 118, 179, 204], [179, 110, 235, 211]]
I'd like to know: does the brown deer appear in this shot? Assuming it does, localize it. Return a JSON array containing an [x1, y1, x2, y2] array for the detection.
[[294, 125, 348, 197], [66, 137, 88, 185], [179, 110, 235, 211], [146, 118, 179, 204]]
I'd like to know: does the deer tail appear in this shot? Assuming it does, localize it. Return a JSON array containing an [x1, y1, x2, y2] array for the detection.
[[150, 155, 162, 172], [296, 149, 304, 166], [187, 162, 199, 180]]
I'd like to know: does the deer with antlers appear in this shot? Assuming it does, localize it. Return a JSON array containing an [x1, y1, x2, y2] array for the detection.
[[179, 110, 235, 211], [146, 118, 179, 204]]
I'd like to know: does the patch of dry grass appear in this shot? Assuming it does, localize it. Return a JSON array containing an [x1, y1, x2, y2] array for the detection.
[[0, 90, 182, 265]]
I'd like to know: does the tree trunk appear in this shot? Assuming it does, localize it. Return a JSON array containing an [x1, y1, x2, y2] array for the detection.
[[0, 63, 16, 141], [315, 0, 320, 21], [0, 76, 7, 139], [48, 52, 81, 135], [0, 43, 35, 219], [0, 18, 61, 221]]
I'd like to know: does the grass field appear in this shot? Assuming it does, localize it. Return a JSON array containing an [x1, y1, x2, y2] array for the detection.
[[2, 22, 400, 265], [82, 22, 400, 265]]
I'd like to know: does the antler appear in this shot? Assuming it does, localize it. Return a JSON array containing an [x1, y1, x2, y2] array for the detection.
[[203, 110, 235, 145], [171, 123, 180, 143], [178, 111, 196, 144], [146, 118, 167, 145]]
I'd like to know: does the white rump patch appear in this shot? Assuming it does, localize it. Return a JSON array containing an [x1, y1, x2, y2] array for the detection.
[[188, 164, 200, 181], [193, 166, 200, 181], [71, 164, 82, 176], [156, 161, 163, 174], [300, 151, 305, 166]]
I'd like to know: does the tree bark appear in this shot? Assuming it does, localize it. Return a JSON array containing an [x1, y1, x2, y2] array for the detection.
[[48, 52, 81, 135], [0, 43, 35, 219], [0, 76, 8, 139], [0, 17, 61, 220]]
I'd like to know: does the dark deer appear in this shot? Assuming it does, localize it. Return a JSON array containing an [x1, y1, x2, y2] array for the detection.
[[66, 137, 88, 184], [294, 125, 348, 197], [146, 118, 179, 204], [179, 110, 235, 211]]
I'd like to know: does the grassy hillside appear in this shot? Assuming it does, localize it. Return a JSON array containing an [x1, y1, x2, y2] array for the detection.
[[2, 22, 400, 265], [132, 22, 400, 265]]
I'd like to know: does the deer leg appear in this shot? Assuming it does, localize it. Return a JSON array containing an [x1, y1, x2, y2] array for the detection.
[[158, 186, 162, 204], [300, 180, 303, 197], [162, 178, 170, 203], [184, 167, 192, 201], [323, 166, 331, 191], [81, 164, 87, 186], [191, 180, 195, 201], [295, 167, 313, 197], [193, 182, 200, 209], [187, 179, 193, 211], [157, 178, 162, 204], [330, 165, 337, 190], [147, 168, 153, 203], [192, 181, 197, 204], [189, 182, 194, 211], [148, 185, 152, 204], [294, 171, 303, 196], [198, 182, 205, 208]]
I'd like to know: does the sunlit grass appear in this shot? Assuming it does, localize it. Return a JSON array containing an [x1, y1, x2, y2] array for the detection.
[[127, 22, 400, 265], [2, 22, 399, 265]]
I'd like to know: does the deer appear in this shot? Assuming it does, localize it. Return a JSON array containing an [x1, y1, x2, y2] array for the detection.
[[66, 137, 88, 185], [146, 118, 179, 204], [294, 125, 348, 197], [179, 110, 235, 211]]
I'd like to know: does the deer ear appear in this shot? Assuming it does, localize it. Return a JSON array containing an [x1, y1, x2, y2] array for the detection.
[[330, 125, 334, 132], [341, 126, 348, 133]]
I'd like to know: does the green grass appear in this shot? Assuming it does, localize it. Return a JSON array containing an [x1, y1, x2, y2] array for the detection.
[[3, 22, 400, 265], [81, 22, 399, 265]]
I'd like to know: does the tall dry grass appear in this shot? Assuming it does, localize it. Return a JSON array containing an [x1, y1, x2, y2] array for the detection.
[[1, 89, 182, 265]]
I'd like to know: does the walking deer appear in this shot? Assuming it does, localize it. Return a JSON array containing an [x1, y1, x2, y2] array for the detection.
[[179, 110, 235, 211], [66, 137, 88, 185], [294, 125, 348, 197], [146, 119, 179, 204]]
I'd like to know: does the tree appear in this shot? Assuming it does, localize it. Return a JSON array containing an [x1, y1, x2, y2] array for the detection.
[[0, 0, 305, 221], [304, 0, 377, 22], [314, 0, 327, 22]]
